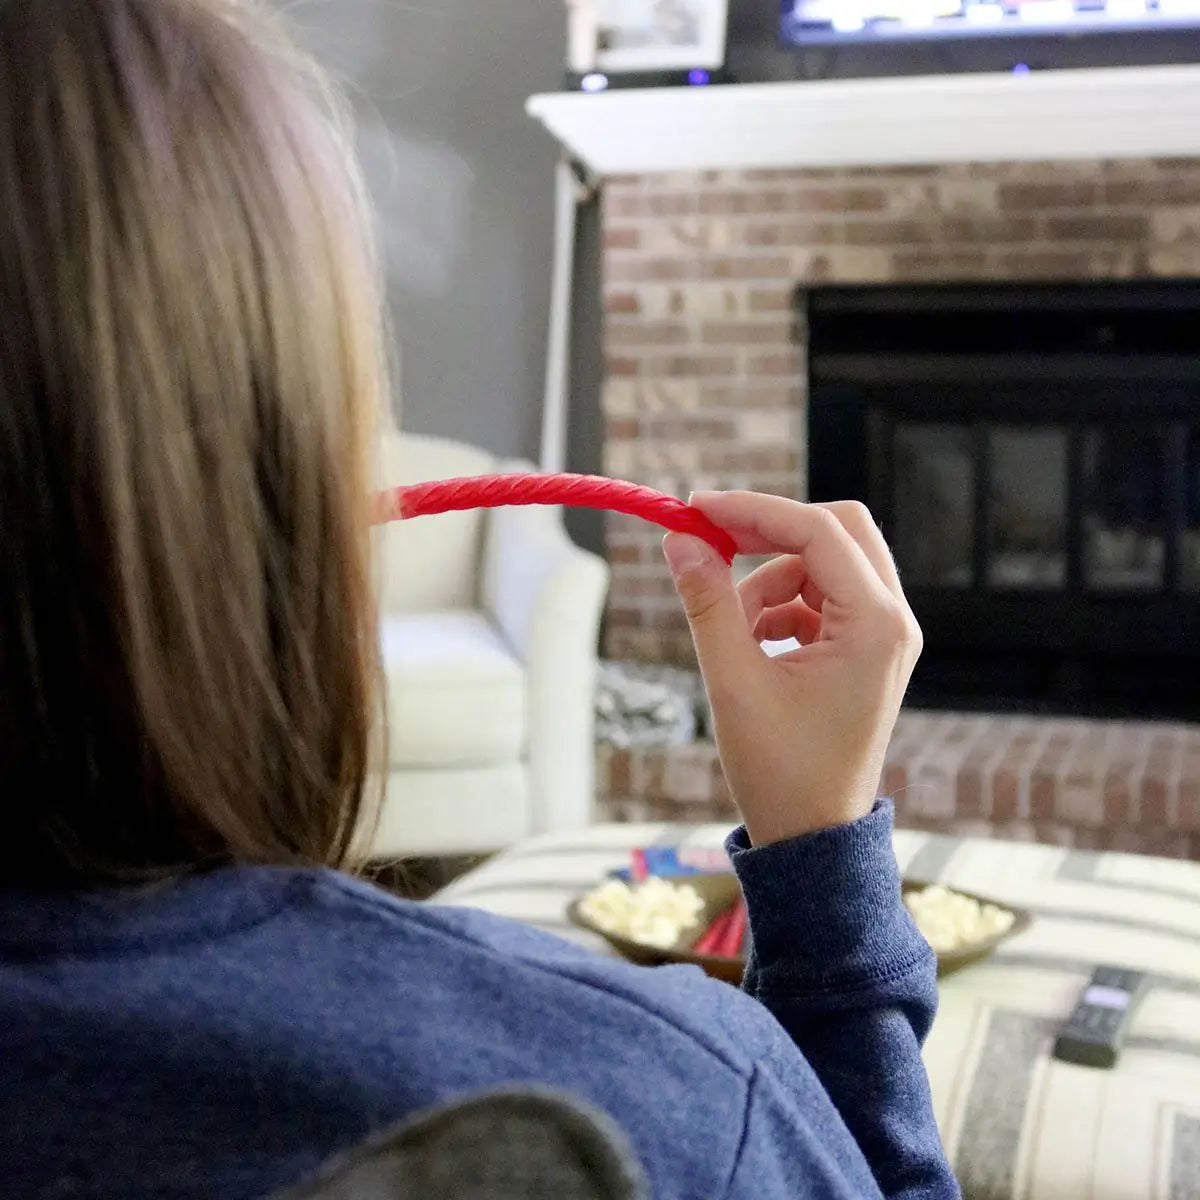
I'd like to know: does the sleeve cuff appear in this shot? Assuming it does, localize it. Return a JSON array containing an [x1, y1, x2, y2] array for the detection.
[[724, 799, 931, 996]]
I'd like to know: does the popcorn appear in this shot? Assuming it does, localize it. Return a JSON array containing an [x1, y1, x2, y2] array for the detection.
[[903, 884, 1015, 954], [580, 877, 1017, 957], [578, 877, 707, 950]]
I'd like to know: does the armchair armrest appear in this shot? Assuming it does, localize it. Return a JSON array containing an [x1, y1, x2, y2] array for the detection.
[[480, 477, 609, 836]]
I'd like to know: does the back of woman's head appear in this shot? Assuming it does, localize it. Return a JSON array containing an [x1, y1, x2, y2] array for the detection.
[[0, 0, 386, 886]]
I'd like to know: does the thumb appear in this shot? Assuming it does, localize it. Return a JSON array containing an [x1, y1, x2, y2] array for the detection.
[[662, 533, 754, 683]]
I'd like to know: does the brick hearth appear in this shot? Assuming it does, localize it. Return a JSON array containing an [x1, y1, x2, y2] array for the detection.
[[596, 713, 1200, 859], [595, 157, 1200, 856]]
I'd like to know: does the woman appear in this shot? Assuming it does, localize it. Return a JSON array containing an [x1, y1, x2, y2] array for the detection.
[[0, 1, 957, 1197]]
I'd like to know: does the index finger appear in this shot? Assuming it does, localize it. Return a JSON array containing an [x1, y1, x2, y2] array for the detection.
[[816, 501, 904, 600], [691, 491, 893, 612]]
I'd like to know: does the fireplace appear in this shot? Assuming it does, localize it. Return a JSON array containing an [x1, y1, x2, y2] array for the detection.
[[593, 161, 1200, 856], [807, 279, 1200, 719]]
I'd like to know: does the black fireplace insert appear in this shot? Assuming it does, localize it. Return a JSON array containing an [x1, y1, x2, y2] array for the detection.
[[806, 280, 1200, 720]]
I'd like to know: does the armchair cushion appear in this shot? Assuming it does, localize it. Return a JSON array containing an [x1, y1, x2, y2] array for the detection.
[[369, 433, 608, 856], [375, 432, 497, 614], [380, 612, 526, 768]]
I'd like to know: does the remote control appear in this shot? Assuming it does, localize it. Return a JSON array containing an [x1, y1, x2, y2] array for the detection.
[[1052, 966, 1148, 1069]]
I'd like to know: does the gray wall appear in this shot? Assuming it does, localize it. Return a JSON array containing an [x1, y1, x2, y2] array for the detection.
[[285, 0, 567, 463], [283, 0, 1200, 480]]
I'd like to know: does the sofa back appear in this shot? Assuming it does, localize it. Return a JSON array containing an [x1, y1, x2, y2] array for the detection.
[[375, 432, 496, 614], [269, 1087, 647, 1200]]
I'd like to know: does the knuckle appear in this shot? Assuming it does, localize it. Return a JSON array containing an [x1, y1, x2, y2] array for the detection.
[[809, 505, 842, 536], [683, 582, 725, 626], [823, 499, 876, 531], [875, 599, 918, 648], [840, 499, 875, 528], [908, 615, 925, 657]]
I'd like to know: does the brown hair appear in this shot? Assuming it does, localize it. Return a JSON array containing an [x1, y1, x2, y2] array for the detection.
[[0, 0, 387, 886]]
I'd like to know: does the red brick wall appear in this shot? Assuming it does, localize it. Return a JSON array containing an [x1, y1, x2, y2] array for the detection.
[[596, 712, 1200, 859], [600, 157, 1200, 664], [595, 158, 1200, 856]]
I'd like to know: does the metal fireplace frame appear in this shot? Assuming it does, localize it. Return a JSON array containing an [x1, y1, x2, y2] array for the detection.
[[806, 279, 1200, 719]]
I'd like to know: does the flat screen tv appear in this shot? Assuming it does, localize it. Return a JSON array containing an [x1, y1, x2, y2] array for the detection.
[[781, 0, 1200, 47]]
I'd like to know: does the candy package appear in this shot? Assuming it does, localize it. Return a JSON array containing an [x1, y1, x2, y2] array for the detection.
[[610, 846, 733, 883]]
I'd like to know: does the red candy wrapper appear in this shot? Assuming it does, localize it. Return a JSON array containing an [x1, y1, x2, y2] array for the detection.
[[624, 846, 732, 883]]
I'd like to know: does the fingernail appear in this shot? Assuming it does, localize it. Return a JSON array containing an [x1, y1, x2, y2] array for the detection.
[[663, 533, 712, 576], [688, 490, 718, 505]]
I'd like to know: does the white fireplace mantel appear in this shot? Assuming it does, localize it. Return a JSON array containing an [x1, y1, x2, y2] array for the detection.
[[527, 64, 1200, 178], [528, 64, 1200, 473]]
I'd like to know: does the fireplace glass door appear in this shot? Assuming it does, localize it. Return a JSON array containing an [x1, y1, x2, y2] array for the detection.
[[808, 280, 1200, 718]]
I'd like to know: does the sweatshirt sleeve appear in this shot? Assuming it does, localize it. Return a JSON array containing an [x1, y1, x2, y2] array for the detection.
[[725, 800, 961, 1200]]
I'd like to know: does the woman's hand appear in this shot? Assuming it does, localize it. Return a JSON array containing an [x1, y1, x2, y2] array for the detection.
[[662, 493, 922, 847]]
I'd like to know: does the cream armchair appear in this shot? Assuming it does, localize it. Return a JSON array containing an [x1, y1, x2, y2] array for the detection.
[[370, 432, 609, 858]]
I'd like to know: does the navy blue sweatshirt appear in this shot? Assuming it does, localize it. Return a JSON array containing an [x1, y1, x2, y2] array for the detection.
[[0, 801, 959, 1199]]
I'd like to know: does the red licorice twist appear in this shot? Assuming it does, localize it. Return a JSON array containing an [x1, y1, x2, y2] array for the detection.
[[374, 473, 737, 564]]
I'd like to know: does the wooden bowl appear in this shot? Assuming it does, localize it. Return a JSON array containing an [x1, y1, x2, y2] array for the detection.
[[902, 879, 1033, 977], [568, 873, 1032, 985], [568, 872, 746, 984]]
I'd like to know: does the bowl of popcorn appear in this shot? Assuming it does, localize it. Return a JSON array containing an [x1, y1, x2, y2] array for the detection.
[[902, 881, 1031, 976], [569, 873, 1029, 983], [568, 873, 746, 984]]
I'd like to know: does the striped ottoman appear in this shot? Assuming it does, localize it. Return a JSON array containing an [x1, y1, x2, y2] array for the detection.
[[435, 823, 1200, 1200]]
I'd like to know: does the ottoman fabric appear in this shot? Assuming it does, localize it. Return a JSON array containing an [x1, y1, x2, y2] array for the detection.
[[436, 823, 1200, 1200]]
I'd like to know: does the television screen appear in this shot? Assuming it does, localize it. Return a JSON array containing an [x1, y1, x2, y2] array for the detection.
[[781, 0, 1200, 46]]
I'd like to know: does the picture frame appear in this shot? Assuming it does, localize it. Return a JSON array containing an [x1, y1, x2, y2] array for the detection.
[[566, 0, 730, 76]]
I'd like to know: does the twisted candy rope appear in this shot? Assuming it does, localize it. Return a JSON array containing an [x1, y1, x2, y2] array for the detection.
[[373, 473, 737, 564]]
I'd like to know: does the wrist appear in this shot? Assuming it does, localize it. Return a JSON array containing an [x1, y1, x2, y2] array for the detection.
[[738, 780, 881, 847], [744, 808, 863, 846]]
